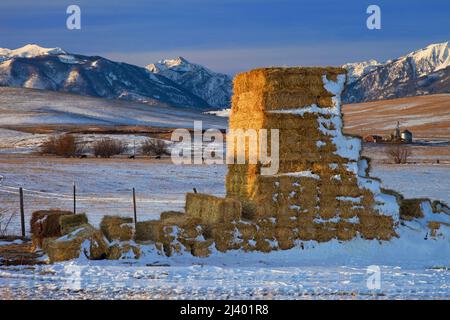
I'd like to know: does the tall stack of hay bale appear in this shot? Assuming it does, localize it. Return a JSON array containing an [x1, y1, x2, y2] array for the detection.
[[35, 67, 437, 262], [139, 67, 401, 257], [225, 67, 400, 244]]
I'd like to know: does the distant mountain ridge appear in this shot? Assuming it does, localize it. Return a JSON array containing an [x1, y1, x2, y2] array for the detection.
[[343, 41, 450, 103], [0, 44, 66, 62], [147, 57, 232, 109], [0, 44, 210, 109], [1, 42, 449, 109]]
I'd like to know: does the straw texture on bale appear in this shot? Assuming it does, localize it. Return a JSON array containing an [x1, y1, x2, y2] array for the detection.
[[148, 67, 401, 257], [399, 199, 428, 221], [185, 193, 241, 225], [30, 210, 74, 249], [107, 242, 141, 260], [226, 66, 397, 244], [135, 220, 162, 242], [46, 224, 109, 262], [60, 213, 88, 235], [100, 216, 134, 242]]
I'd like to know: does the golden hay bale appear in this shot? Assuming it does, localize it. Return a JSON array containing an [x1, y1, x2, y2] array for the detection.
[[60, 213, 88, 235], [427, 220, 450, 238], [206, 224, 239, 253], [358, 215, 397, 240], [160, 211, 185, 223], [100, 215, 134, 242], [185, 193, 241, 225], [30, 210, 74, 248], [236, 222, 257, 240], [274, 226, 296, 241], [336, 222, 358, 241], [431, 200, 450, 215], [297, 222, 317, 241], [107, 242, 141, 260], [135, 220, 162, 242], [40, 237, 57, 253], [239, 200, 258, 220], [399, 199, 429, 221], [191, 240, 214, 257], [233, 67, 346, 97], [46, 224, 109, 262], [30, 210, 74, 238], [88, 232, 110, 260], [254, 237, 273, 253], [313, 223, 337, 243]]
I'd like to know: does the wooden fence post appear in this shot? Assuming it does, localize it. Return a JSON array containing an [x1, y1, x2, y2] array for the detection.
[[133, 187, 137, 227], [19, 187, 25, 237], [73, 183, 76, 214]]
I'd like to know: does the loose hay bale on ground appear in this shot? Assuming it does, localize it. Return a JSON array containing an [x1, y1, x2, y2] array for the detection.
[[60, 213, 88, 235], [30, 210, 74, 249], [135, 220, 162, 242], [191, 240, 214, 257], [107, 242, 141, 260], [160, 211, 186, 224], [46, 224, 109, 262], [100, 216, 134, 242], [400, 199, 429, 221], [185, 193, 241, 225]]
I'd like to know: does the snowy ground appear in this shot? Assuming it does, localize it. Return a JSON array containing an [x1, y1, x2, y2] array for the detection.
[[0, 157, 448, 235], [0, 156, 449, 299], [1, 263, 448, 300], [0, 156, 226, 233], [0, 87, 227, 129]]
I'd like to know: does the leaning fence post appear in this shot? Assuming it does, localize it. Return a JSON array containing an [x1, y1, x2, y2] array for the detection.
[[132, 187, 137, 227], [73, 183, 76, 214], [19, 187, 25, 238]]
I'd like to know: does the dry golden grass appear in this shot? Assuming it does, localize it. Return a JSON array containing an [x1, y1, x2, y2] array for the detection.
[[343, 94, 450, 139]]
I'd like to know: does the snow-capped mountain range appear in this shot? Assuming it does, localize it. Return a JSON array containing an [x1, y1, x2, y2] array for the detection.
[[343, 41, 450, 103], [147, 57, 232, 109], [0, 44, 66, 62], [0, 44, 209, 109], [342, 59, 383, 85], [0, 42, 449, 109]]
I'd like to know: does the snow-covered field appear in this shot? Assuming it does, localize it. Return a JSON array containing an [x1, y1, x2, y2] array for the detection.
[[0, 87, 227, 129], [0, 156, 449, 299], [0, 157, 448, 234], [0, 156, 226, 233], [1, 263, 448, 300]]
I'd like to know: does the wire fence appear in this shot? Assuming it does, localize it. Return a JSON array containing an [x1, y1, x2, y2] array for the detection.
[[0, 179, 186, 237]]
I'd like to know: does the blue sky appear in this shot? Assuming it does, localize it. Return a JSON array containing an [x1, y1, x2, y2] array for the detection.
[[0, 0, 449, 74]]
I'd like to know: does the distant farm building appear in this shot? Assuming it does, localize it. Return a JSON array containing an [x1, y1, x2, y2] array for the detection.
[[364, 135, 383, 143], [401, 130, 413, 143], [386, 122, 413, 144]]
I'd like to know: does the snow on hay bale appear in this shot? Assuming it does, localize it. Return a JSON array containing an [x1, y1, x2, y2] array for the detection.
[[60, 213, 88, 235], [147, 67, 406, 257], [46, 224, 109, 262], [100, 216, 134, 242], [226, 67, 399, 243], [107, 242, 141, 260], [398, 199, 450, 239], [400, 198, 430, 221], [135, 215, 215, 257], [30, 210, 74, 249]]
